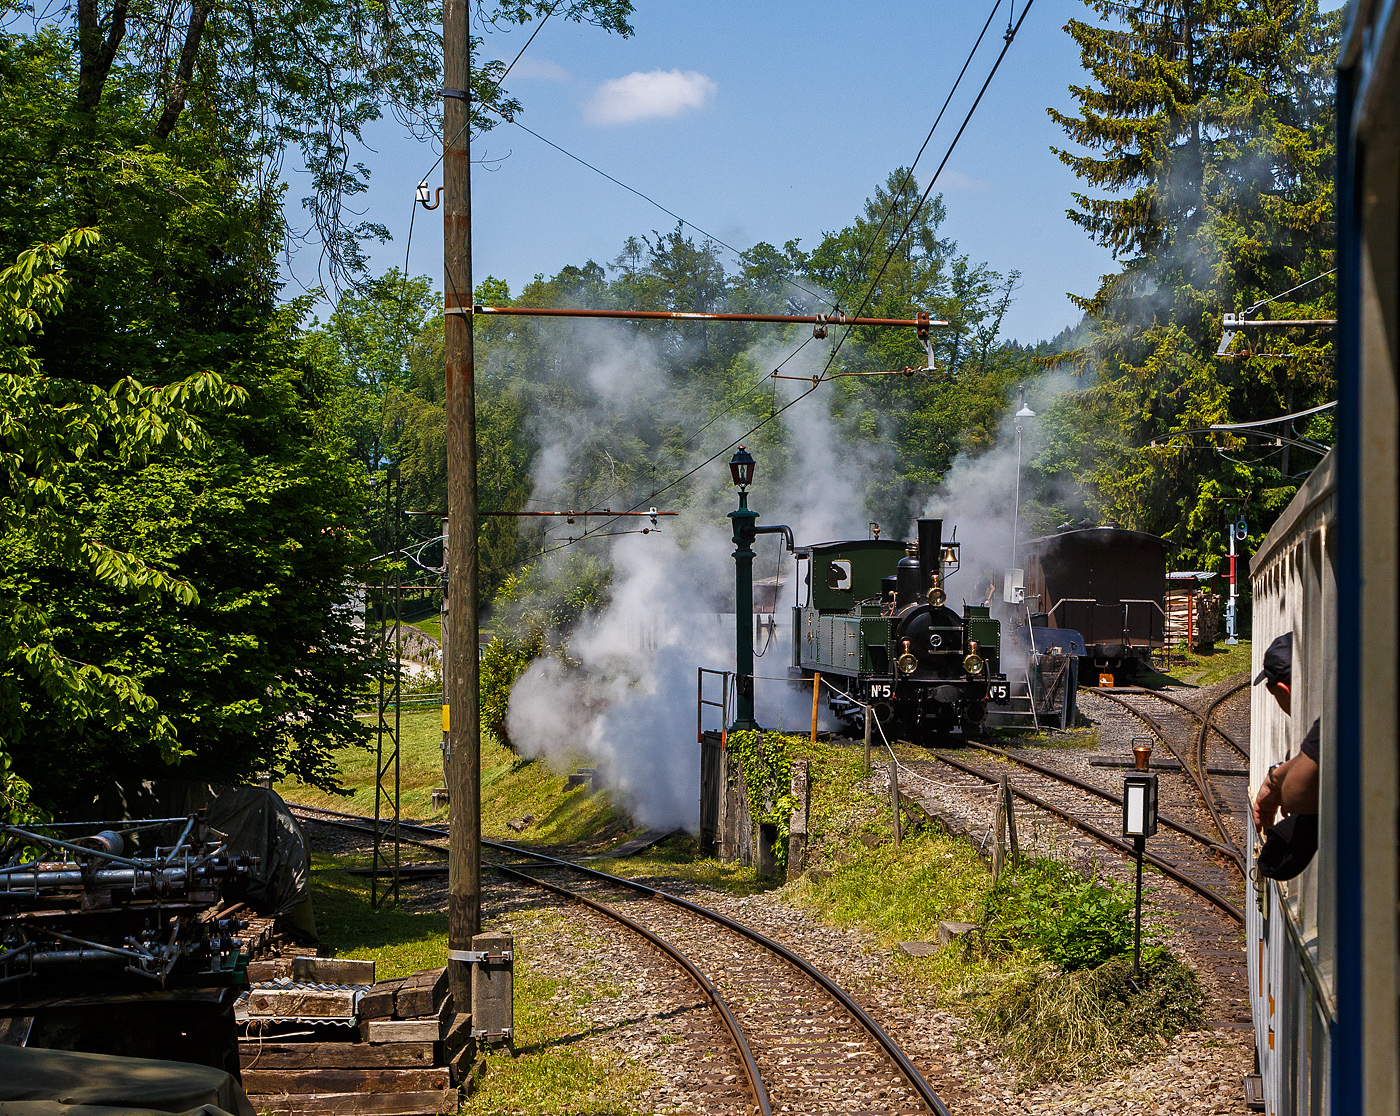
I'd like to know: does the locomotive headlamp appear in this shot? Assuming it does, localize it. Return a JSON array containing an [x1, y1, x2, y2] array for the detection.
[[896, 638, 918, 675], [1122, 773, 1159, 838], [728, 446, 756, 489], [929, 574, 946, 608], [962, 639, 985, 676]]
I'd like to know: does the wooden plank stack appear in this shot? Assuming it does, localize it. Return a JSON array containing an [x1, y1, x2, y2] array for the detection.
[[1165, 587, 1221, 649], [239, 959, 468, 1115]]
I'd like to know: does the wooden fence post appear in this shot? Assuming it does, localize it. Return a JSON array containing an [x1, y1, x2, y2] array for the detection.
[[787, 759, 810, 881], [888, 759, 902, 847], [810, 672, 821, 745], [863, 708, 872, 774], [1001, 774, 1020, 871], [992, 781, 1006, 880]]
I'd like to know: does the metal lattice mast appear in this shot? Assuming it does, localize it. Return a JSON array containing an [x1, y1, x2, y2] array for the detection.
[[372, 468, 403, 909]]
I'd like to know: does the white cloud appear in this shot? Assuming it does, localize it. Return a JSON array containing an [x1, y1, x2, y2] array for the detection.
[[924, 169, 988, 191], [508, 57, 570, 82], [582, 69, 717, 125]]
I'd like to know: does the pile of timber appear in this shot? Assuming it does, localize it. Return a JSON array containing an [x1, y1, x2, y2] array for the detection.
[[238, 957, 468, 1115], [1164, 587, 1221, 649]]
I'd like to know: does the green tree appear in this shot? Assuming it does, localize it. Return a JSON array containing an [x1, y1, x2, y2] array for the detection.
[[1046, 0, 1340, 564], [0, 229, 240, 808], [0, 35, 377, 813], [19, 0, 634, 285]]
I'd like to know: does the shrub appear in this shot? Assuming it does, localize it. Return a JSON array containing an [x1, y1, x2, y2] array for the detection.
[[480, 631, 543, 750], [982, 857, 1137, 971], [978, 952, 1207, 1084]]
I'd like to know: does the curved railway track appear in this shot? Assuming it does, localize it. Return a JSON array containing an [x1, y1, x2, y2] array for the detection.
[[918, 747, 1245, 923], [289, 803, 954, 1116], [900, 678, 1255, 1028], [1086, 683, 1250, 865]]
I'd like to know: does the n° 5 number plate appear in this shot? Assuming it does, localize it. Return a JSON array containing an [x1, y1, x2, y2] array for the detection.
[[989, 683, 1009, 702], [870, 683, 893, 699]]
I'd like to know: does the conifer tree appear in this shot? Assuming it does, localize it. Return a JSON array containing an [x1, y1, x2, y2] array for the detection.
[[1047, 0, 1340, 565]]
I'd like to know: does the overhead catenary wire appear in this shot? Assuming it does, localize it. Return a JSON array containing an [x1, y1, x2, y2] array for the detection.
[[1245, 269, 1336, 315]]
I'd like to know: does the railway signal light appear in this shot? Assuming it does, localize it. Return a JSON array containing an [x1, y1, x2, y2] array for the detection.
[[1123, 754, 1159, 988], [1123, 773, 1159, 838]]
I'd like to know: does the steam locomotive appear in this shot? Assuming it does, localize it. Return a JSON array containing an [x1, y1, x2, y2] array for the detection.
[[792, 518, 1009, 743]]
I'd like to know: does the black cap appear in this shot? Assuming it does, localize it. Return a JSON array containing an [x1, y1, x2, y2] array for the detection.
[[1254, 632, 1292, 686]]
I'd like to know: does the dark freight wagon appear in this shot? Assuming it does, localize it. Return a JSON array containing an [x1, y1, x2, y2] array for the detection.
[[1021, 527, 1167, 680]]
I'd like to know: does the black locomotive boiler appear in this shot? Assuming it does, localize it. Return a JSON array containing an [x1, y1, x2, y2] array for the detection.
[[793, 518, 1009, 743]]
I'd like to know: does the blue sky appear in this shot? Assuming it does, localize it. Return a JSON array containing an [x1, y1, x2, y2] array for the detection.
[[288, 2, 1146, 343]]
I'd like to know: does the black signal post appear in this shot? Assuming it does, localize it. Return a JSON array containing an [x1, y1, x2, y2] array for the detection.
[[1122, 742, 1160, 988], [727, 447, 792, 733]]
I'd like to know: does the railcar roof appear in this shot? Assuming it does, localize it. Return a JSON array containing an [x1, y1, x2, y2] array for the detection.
[[1024, 526, 1168, 550]]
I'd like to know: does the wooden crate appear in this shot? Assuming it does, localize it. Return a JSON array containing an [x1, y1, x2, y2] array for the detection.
[[242, 1090, 456, 1115]]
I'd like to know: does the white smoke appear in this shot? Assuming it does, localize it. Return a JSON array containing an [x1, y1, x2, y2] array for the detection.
[[502, 330, 876, 829], [917, 373, 1083, 665], [503, 322, 1083, 830]]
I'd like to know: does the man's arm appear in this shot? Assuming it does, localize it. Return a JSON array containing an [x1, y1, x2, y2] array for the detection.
[[1253, 753, 1320, 830]]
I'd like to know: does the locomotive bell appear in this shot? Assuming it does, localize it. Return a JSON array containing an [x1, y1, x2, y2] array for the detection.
[[963, 639, 985, 676]]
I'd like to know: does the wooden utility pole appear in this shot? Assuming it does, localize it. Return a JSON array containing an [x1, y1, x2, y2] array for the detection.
[[443, 0, 480, 1007]]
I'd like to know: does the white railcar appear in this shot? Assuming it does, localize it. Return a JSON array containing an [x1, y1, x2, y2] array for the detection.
[[1247, 452, 1336, 1116], [1250, 3, 1400, 1112]]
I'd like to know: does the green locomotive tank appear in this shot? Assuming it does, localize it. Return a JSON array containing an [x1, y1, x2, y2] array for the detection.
[[793, 518, 1009, 743]]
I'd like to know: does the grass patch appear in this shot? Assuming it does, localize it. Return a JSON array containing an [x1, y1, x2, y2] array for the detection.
[[979, 953, 1206, 1084], [1139, 640, 1252, 688], [460, 909, 653, 1115], [784, 748, 1208, 1086], [278, 712, 635, 849], [308, 851, 447, 980]]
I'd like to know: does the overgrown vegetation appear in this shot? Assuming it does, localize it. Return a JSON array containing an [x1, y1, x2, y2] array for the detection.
[[278, 711, 632, 849]]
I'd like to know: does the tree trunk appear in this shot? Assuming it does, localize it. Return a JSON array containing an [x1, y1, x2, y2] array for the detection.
[[154, 0, 212, 140], [76, 0, 131, 111]]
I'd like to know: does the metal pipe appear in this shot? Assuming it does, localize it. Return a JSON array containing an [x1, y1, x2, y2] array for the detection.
[[472, 305, 949, 329], [1231, 318, 1337, 327]]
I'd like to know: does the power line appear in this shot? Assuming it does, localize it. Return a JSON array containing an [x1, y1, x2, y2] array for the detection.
[[537, 0, 1006, 504], [508, 120, 828, 307], [821, 0, 1005, 324]]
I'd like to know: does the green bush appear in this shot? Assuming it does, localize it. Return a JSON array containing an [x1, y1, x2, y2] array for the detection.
[[982, 858, 1139, 971], [480, 631, 542, 750], [728, 730, 798, 868]]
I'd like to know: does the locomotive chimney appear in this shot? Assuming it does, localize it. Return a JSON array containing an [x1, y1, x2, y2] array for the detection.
[[917, 519, 943, 602]]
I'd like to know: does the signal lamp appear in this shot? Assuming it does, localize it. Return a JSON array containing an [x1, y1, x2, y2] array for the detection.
[[728, 446, 756, 489], [896, 639, 918, 675], [963, 639, 984, 676], [1122, 773, 1159, 838]]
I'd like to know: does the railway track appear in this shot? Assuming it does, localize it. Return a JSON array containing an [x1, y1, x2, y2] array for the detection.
[[895, 678, 1254, 1028], [290, 803, 955, 1115], [1085, 683, 1252, 861]]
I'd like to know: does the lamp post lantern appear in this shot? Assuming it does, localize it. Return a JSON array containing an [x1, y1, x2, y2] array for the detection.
[[1010, 386, 1037, 570], [1122, 742, 1159, 987]]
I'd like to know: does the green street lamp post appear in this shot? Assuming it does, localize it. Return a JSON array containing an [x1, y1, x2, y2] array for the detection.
[[727, 447, 794, 733], [728, 447, 760, 732]]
